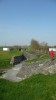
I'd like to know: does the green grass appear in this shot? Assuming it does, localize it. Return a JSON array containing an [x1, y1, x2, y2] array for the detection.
[[0, 74, 56, 100], [0, 70, 6, 76], [0, 50, 21, 68], [0, 70, 4, 76], [26, 54, 50, 62]]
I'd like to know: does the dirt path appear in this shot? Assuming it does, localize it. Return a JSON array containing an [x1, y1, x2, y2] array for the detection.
[[0, 64, 24, 82]]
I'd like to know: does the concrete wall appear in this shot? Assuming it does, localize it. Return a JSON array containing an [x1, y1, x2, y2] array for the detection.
[[23, 51, 41, 60], [10, 55, 27, 65]]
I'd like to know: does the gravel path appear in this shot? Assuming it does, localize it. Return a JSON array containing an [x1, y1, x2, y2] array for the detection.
[[0, 64, 24, 82]]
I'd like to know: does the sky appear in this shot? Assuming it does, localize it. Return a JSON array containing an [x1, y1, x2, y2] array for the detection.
[[0, 0, 56, 46]]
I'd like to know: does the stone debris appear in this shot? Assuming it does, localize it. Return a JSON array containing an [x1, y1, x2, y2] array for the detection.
[[1, 58, 56, 82], [17, 59, 56, 78]]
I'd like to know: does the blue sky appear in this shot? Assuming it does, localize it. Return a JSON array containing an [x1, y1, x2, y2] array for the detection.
[[0, 0, 56, 46]]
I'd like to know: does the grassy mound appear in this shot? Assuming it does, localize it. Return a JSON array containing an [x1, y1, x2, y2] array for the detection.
[[26, 54, 50, 62], [0, 74, 56, 100]]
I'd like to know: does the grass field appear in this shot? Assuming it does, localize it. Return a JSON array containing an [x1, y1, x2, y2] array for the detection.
[[0, 50, 21, 68], [0, 70, 4, 76], [0, 50, 50, 68], [0, 74, 56, 100], [0, 70, 6, 76]]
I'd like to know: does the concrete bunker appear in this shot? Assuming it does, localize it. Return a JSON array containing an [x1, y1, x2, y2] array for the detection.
[[10, 54, 27, 65]]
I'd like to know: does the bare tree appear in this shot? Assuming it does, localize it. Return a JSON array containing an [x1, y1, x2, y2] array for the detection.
[[30, 39, 40, 50], [40, 42, 49, 53]]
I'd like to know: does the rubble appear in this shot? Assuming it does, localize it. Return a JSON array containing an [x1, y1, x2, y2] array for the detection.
[[17, 59, 56, 78]]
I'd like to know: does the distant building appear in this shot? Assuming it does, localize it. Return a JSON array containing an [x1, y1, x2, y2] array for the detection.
[[49, 48, 56, 52], [3, 48, 10, 51]]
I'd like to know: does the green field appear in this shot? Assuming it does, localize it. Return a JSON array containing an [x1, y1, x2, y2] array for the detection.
[[0, 50, 21, 68], [0, 74, 56, 100], [0, 50, 50, 68]]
